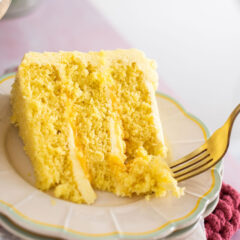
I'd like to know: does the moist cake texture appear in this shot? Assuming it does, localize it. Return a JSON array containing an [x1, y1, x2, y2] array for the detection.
[[11, 49, 182, 204]]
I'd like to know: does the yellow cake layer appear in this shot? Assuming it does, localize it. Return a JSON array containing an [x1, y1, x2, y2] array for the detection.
[[11, 49, 183, 204]]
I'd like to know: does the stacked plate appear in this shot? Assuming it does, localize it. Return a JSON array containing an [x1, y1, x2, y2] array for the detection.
[[0, 73, 223, 240]]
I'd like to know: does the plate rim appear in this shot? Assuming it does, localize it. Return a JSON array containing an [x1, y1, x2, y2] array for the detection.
[[0, 73, 223, 239], [0, 191, 221, 240]]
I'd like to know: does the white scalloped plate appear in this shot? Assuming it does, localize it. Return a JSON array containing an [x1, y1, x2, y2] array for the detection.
[[0, 178, 221, 240], [0, 214, 202, 240], [0, 73, 222, 240]]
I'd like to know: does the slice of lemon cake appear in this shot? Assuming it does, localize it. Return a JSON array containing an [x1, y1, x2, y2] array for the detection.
[[11, 49, 182, 204]]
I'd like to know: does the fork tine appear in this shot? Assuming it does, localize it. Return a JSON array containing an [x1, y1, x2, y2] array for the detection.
[[173, 154, 212, 178], [169, 144, 207, 168], [171, 151, 210, 174], [174, 157, 220, 182]]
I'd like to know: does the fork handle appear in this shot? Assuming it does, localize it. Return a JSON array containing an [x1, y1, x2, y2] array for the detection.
[[226, 104, 240, 136]]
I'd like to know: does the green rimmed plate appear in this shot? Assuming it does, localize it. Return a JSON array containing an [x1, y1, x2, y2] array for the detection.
[[0, 177, 221, 240], [0, 73, 223, 240]]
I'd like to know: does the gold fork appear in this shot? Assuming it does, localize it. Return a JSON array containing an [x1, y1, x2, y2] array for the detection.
[[169, 104, 240, 182]]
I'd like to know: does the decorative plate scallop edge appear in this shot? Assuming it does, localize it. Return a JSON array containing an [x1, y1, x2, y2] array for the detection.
[[0, 186, 221, 240], [0, 73, 223, 240]]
